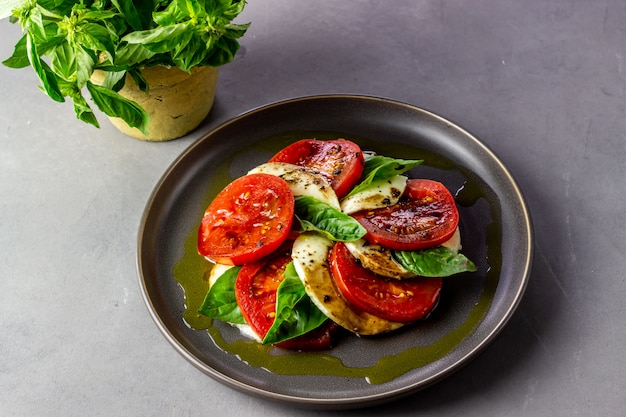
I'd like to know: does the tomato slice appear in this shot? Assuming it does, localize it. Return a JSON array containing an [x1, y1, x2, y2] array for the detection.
[[269, 139, 365, 198], [351, 179, 459, 251], [198, 173, 294, 265], [235, 244, 293, 338], [329, 242, 443, 323], [235, 244, 336, 349]]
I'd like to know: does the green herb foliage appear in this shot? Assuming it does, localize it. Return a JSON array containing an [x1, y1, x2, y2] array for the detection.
[[198, 266, 245, 324], [393, 247, 477, 277], [348, 154, 423, 196], [294, 195, 367, 242], [3, 0, 249, 133], [263, 262, 327, 345]]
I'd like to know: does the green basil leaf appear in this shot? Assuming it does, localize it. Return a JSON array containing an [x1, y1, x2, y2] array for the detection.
[[110, 0, 153, 30], [170, 28, 195, 58], [392, 247, 477, 277], [50, 42, 76, 81], [48, 39, 96, 87], [225, 22, 251, 38], [2, 34, 29, 68], [172, 36, 208, 72], [197, 266, 246, 324], [348, 155, 423, 196], [205, 36, 238, 66], [263, 262, 327, 345], [71, 93, 100, 128], [224, 0, 247, 19], [24, 6, 47, 43], [122, 23, 190, 53], [40, 0, 73, 16], [113, 43, 156, 68], [179, 0, 203, 17], [26, 33, 65, 103], [56, 77, 101, 128], [74, 46, 96, 87], [152, 1, 186, 26], [74, 23, 115, 56], [86, 81, 149, 134], [101, 70, 127, 91], [79, 9, 119, 23], [127, 69, 148, 94], [294, 195, 366, 242]]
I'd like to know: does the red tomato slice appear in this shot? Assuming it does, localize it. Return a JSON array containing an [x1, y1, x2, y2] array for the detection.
[[329, 242, 443, 323], [235, 244, 293, 338], [198, 173, 294, 265], [269, 138, 365, 198], [235, 245, 337, 349], [351, 179, 459, 251]]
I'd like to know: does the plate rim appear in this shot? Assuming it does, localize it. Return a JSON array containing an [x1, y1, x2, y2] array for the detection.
[[136, 94, 534, 409]]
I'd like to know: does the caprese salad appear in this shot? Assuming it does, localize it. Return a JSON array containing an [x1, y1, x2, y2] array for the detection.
[[196, 138, 476, 350]]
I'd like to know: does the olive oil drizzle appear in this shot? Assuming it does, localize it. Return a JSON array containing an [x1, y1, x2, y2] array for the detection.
[[173, 132, 501, 385]]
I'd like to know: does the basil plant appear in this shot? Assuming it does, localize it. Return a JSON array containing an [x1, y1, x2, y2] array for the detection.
[[1, 0, 249, 134]]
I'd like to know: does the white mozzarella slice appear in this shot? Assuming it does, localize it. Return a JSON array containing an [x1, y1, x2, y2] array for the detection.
[[291, 234, 405, 335], [233, 323, 262, 342], [207, 262, 234, 287], [441, 227, 462, 252], [344, 227, 463, 280], [340, 175, 407, 214], [248, 162, 340, 209]]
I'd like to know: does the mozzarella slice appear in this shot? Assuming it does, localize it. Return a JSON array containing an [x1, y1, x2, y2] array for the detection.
[[441, 227, 462, 252], [291, 233, 405, 335], [207, 262, 234, 287], [340, 175, 407, 214], [248, 162, 340, 209], [344, 227, 463, 280]]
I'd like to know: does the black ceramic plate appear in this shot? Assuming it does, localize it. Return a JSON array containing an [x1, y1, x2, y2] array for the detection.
[[137, 95, 533, 409]]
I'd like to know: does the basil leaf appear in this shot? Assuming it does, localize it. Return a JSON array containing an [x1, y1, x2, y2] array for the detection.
[[263, 262, 327, 345], [50, 42, 76, 82], [202, 35, 241, 67], [122, 23, 190, 53], [75, 47, 96, 87], [197, 266, 245, 324], [113, 43, 156, 68], [74, 23, 116, 57], [86, 81, 149, 134], [348, 155, 423, 196], [127, 69, 148, 94], [2, 35, 29, 68], [152, 2, 186, 26], [80, 10, 119, 23], [101, 70, 128, 92], [71, 93, 100, 128], [294, 195, 366, 242], [26, 33, 65, 103], [392, 247, 477, 277], [172, 36, 207, 72], [110, 0, 153, 31], [39, 0, 73, 16], [24, 6, 47, 43]]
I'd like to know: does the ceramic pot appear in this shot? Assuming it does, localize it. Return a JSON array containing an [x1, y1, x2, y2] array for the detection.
[[92, 66, 219, 141]]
